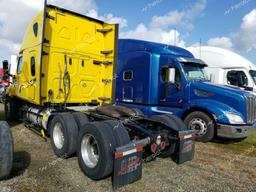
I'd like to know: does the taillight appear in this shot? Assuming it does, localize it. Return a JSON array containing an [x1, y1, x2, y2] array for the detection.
[[160, 142, 166, 151]]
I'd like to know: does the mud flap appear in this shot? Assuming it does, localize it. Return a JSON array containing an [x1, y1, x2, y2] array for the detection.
[[112, 146, 143, 189], [171, 130, 196, 164]]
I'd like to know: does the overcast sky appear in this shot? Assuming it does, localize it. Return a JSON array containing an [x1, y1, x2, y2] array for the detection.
[[0, 0, 255, 64]]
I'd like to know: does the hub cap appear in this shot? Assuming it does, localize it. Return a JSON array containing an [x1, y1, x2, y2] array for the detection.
[[53, 122, 65, 149], [81, 134, 99, 168], [189, 118, 207, 136]]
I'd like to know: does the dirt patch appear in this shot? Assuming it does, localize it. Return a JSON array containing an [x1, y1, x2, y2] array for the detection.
[[0, 104, 255, 192]]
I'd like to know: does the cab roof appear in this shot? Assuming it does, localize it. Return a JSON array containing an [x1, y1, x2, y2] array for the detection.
[[188, 46, 256, 70], [119, 39, 194, 58]]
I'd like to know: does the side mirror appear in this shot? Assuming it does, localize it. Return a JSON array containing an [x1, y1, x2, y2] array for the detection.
[[2, 60, 9, 73], [10, 55, 18, 76], [2, 60, 10, 81], [244, 87, 253, 91], [167, 68, 176, 84]]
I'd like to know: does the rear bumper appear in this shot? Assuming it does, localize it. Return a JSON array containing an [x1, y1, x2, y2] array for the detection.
[[216, 123, 256, 139]]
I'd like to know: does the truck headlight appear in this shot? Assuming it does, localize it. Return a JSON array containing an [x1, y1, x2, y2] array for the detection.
[[225, 113, 245, 124]]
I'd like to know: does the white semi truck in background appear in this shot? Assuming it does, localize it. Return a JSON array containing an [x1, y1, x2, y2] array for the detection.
[[188, 46, 256, 92]]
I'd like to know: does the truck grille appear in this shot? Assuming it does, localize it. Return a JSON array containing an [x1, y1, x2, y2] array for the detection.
[[247, 96, 256, 124]]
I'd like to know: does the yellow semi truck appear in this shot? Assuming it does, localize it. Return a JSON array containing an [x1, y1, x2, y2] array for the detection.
[[4, 1, 196, 188]]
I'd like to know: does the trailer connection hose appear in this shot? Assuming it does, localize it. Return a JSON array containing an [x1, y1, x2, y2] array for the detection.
[[63, 55, 71, 108]]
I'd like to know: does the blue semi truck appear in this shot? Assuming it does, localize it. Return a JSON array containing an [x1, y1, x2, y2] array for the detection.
[[115, 39, 256, 142]]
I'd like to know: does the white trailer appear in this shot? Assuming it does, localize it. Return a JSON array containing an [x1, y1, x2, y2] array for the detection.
[[187, 46, 256, 92]]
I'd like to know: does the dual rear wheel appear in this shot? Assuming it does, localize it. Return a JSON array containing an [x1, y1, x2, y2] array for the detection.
[[77, 121, 130, 179], [49, 113, 130, 180], [49, 113, 79, 158], [49, 112, 91, 158], [49, 111, 215, 180]]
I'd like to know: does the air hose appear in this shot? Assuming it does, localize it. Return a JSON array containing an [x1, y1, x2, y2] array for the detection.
[[63, 55, 71, 108]]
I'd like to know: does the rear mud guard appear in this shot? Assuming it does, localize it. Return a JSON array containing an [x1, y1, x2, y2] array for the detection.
[[171, 130, 197, 164], [112, 138, 149, 189]]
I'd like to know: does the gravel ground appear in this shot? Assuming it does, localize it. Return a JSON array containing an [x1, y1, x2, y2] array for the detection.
[[0, 105, 255, 192]]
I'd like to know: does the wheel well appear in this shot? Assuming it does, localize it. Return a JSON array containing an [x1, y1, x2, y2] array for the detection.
[[182, 108, 218, 137], [182, 108, 216, 124]]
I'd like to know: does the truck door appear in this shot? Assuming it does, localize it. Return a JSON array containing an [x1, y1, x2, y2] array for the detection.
[[27, 51, 37, 101], [16, 51, 38, 103], [122, 71, 133, 101], [159, 65, 185, 107], [226, 70, 253, 90]]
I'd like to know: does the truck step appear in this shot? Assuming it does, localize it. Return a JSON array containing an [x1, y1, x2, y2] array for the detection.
[[24, 123, 47, 142]]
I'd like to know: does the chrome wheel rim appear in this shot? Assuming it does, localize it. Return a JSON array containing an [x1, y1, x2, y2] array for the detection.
[[53, 122, 65, 149], [81, 134, 99, 168], [189, 118, 207, 136]]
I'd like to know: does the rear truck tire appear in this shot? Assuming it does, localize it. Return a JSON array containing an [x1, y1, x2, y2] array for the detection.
[[5, 97, 20, 122], [49, 113, 79, 158], [184, 111, 215, 142], [77, 121, 130, 180], [0, 121, 13, 180], [72, 112, 90, 130], [165, 114, 187, 130], [103, 120, 130, 146], [150, 114, 186, 131], [150, 114, 187, 158]]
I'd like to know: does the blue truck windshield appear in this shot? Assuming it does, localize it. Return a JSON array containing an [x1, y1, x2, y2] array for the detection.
[[182, 63, 206, 81], [249, 70, 256, 85]]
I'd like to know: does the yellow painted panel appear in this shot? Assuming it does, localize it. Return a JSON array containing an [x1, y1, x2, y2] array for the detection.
[[41, 6, 117, 105], [9, 5, 117, 107]]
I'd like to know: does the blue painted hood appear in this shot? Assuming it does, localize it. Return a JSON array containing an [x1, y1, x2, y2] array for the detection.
[[190, 81, 248, 115]]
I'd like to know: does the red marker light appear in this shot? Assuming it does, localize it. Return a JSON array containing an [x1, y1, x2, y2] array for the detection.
[[160, 142, 166, 151], [151, 143, 157, 153]]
